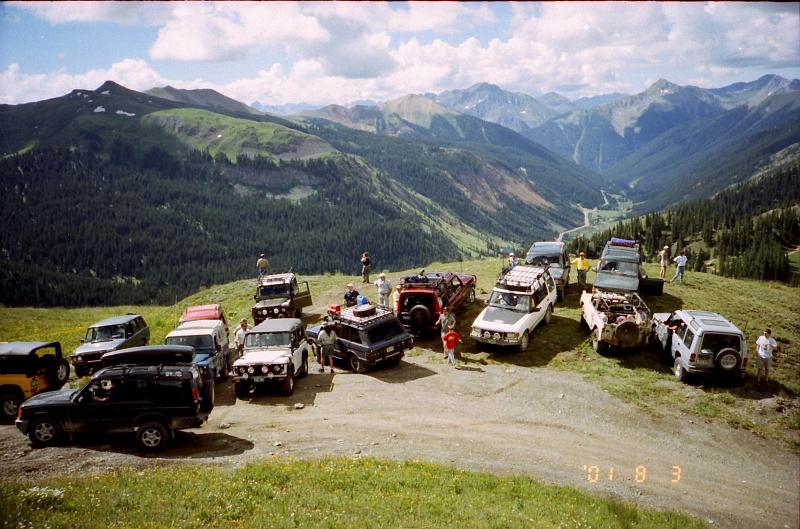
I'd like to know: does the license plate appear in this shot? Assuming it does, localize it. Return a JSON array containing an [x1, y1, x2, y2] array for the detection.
[[386, 346, 394, 353], [253, 376, 264, 382]]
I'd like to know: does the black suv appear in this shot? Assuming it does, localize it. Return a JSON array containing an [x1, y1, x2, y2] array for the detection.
[[16, 346, 209, 452], [306, 305, 413, 373]]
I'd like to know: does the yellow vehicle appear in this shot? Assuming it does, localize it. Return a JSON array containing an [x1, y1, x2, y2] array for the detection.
[[0, 342, 70, 420]]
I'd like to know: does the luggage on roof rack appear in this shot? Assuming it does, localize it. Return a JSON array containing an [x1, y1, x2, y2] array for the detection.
[[609, 237, 637, 248]]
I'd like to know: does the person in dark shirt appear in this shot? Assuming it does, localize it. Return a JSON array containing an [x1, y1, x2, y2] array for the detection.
[[344, 283, 360, 307], [361, 252, 371, 283]]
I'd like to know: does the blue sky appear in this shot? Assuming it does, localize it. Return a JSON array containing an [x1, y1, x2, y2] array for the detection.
[[1, 2, 798, 106]]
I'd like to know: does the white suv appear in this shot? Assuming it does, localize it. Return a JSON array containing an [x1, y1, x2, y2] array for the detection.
[[470, 265, 558, 352]]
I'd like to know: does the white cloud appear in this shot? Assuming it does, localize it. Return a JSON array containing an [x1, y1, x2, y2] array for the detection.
[[10, 1, 155, 25]]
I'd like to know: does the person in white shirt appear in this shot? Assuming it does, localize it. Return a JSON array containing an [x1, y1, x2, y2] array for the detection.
[[374, 273, 393, 308], [670, 250, 688, 284], [755, 328, 779, 389], [232, 319, 249, 359]]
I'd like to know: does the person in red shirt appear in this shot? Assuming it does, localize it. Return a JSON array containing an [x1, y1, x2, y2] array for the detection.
[[442, 323, 461, 367]]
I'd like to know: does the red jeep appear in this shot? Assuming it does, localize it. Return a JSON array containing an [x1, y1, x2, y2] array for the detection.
[[396, 271, 477, 334]]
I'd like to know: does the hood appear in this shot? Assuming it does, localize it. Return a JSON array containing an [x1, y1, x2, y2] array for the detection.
[[593, 272, 639, 293], [474, 306, 526, 331], [22, 389, 76, 407], [254, 298, 290, 309], [72, 338, 126, 356], [234, 349, 291, 366]]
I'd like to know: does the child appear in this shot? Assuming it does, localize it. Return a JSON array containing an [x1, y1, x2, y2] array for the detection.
[[442, 322, 462, 367]]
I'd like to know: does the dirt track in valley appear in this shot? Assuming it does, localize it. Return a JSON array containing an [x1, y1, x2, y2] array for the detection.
[[2, 349, 798, 529]]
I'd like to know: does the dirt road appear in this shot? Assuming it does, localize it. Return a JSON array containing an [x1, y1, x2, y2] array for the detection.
[[2, 351, 797, 529]]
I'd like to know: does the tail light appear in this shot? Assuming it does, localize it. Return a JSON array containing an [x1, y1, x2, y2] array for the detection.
[[433, 297, 442, 313], [192, 386, 199, 402], [689, 353, 696, 363], [18, 407, 23, 419]]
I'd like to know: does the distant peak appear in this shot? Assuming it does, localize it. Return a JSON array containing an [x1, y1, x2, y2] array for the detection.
[[95, 80, 127, 92]]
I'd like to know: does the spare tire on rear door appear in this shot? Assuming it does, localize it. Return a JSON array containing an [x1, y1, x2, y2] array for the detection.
[[409, 305, 431, 329], [353, 304, 377, 317], [614, 320, 640, 347], [714, 348, 742, 373]]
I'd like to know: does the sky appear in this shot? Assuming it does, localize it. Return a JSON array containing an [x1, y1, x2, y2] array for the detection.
[[1, 1, 798, 107]]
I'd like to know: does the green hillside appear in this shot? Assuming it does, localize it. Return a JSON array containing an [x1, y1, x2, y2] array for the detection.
[[2, 256, 797, 445]]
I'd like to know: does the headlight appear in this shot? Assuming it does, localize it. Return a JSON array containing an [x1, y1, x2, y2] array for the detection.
[[261, 365, 269, 374], [261, 309, 268, 316], [76, 355, 83, 362], [492, 332, 501, 340], [242, 372, 249, 379], [247, 366, 255, 374], [272, 364, 284, 374], [273, 308, 279, 314], [483, 331, 491, 338], [238, 366, 246, 374]]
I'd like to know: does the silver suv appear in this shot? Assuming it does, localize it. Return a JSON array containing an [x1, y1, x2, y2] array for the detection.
[[651, 310, 747, 383]]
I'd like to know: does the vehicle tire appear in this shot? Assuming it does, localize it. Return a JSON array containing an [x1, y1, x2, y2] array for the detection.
[[517, 331, 530, 353], [52, 359, 71, 388], [0, 392, 22, 421], [280, 367, 295, 396], [234, 381, 252, 399], [714, 348, 742, 373], [349, 354, 367, 374], [298, 353, 309, 378], [674, 357, 688, 383], [74, 365, 88, 378], [614, 321, 639, 347], [409, 305, 431, 329], [467, 288, 476, 304], [200, 382, 215, 413], [219, 356, 229, 382], [543, 305, 553, 325], [353, 305, 377, 317], [136, 421, 170, 452], [29, 416, 61, 447]]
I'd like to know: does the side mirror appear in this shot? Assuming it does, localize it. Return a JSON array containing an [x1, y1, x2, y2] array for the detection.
[[253, 295, 258, 301]]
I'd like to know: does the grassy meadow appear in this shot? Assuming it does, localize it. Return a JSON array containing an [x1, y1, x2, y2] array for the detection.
[[0, 457, 707, 529], [1, 256, 798, 443]]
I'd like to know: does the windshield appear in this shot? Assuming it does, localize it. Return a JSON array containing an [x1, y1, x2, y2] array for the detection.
[[258, 284, 290, 299], [528, 254, 562, 268], [245, 332, 291, 348], [488, 291, 532, 312], [165, 335, 214, 351], [598, 259, 638, 275], [85, 324, 126, 342]]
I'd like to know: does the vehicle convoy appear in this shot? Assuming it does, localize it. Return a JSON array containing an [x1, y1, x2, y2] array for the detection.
[[396, 271, 477, 334], [651, 310, 747, 383], [232, 318, 310, 398], [0, 342, 71, 420], [179, 304, 229, 335], [525, 241, 571, 300], [307, 304, 413, 373], [252, 273, 312, 324], [594, 238, 663, 296], [164, 319, 231, 381], [580, 290, 651, 352], [70, 314, 150, 377], [470, 265, 558, 352], [16, 346, 209, 452]]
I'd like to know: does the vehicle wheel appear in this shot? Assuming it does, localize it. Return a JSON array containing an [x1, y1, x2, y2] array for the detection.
[[349, 354, 367, 374], [674, 357, 688, 383], [136, 421, 170, 452], [298, 353, 309, 378], [409, 305, 431, 329], [53, 359, 71, 387], [517, 331, 530, 353], [714, 348, 742, 373], [280, 367, 295, 396], [29, 417, 61, 447], [234, 381, 252, 399], [543, 305, 553, 325], [74, 365, 88, 378], [200, 382, 215, 413], [467, 288, 476, 304], [0, 392, 22, 420]]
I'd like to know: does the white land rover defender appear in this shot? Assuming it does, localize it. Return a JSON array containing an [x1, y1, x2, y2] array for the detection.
[[470, 265, 558, 352]]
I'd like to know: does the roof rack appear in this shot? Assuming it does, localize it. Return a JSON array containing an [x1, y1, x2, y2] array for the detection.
[[399, 271, 447, 289], [495, 265, 546, 293], [336, 305, 397, 329], [256, 272, 295, 286]]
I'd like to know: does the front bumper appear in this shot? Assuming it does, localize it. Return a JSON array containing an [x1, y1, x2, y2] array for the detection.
[[70, 355, 105, 368], [15, 418, 29, 435], [470, 329, 521, 346], [233, 366, 289, 383]]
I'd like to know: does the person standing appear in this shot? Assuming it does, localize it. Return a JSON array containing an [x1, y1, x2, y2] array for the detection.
[[508, 252, 520, 268], [571, 251, 591, 290], [360, 252, 371, 283], [442, 323, 462, 367], [755, 328, 779, 389], [658, 245, 670, 279], [232, 318, 249, 359], [392, 287, 401, 313], [343, 283, 360, 307], [671, 250, 688, 284], [374, 272, 392, 307], [317, 323, 337, 373], [437, 306, 456, 355], [256, 254, 269, 277]]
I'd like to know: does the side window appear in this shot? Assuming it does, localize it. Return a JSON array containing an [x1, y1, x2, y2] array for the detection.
[[344, 328, 362, 345], [675, 323, 689, 342], [683, 329, 696, 349], [545, 275, 555, 292], [535, 284, 548, 306], [153, 380, 189, 404], [125, 323, 134, 337]]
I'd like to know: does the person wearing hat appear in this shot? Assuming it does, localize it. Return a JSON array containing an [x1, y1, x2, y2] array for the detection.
[[571, 251, 591, 290], [360, 252, 371, 283], [374, 272, 393, 308], [317, 321, 337, 373], [232, 318, 249, 359], [508, 252, 520, 268], [343, 283, 360, 307], [256, 253, 269, 277], [658, 245, 670, 279]]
